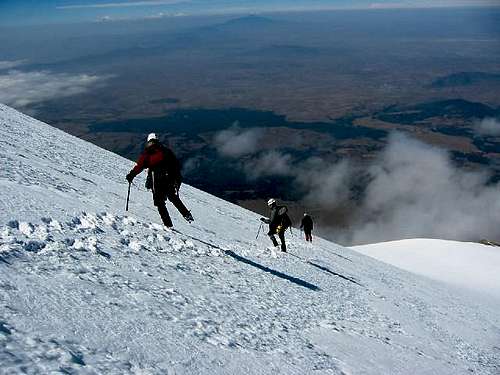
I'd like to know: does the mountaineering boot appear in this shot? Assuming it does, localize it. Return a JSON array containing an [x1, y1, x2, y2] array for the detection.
[[269, 235, 279, 247], [162, 218, 173, 228], [184, 212, 194, 223]]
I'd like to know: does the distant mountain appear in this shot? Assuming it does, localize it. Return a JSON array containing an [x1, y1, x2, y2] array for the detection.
[[218, 15, 276, 29], [197, 15, 281, 35], [430, 72, 500, 88]]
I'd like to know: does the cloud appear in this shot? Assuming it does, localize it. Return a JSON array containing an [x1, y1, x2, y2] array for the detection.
[[97, 15, 114, 21], [369, 0, 499, 8], [0, 60, 26, 70], [182, 156, 202, 175], [346, 133, 500, 245], [369, 2, 410, 9], [0, 70, 108, 108], [225, 130, 500, 245], [213, 125, 264, 158], [57, 0, 188, 9], [297, 158, 355, 209], [475, 117, 500, 136], [238, 150, 355, 207], [244, 151, 294, 180], [145, 11, 187, 18], [266, 133, 500, 245]]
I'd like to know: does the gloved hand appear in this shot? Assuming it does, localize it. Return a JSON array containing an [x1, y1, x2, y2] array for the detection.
[[126, 172, 134, 183]]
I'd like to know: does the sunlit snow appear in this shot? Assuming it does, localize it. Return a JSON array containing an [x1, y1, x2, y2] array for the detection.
[[352, 238, 500, 298], [1, 104, 499, 374]]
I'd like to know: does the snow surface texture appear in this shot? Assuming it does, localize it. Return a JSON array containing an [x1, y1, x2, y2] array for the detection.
[[352, 239, 500, 299], [0, 103, 499, 374]]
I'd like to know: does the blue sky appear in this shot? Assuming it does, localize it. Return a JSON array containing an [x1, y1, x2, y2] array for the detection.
[[0, 0, 498, 26]]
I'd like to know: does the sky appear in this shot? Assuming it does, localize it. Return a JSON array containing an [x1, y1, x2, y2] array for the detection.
[[0, 0, 498, 26]]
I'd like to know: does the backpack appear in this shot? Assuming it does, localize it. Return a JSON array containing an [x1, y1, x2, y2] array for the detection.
[[277, 206, 292, 229]]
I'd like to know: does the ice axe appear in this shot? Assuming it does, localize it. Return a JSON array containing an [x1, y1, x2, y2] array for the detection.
[[125, 182, 131, 211], [256, 222, 263, 239]]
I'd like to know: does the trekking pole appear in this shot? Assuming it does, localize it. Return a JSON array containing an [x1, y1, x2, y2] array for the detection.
[[125, 182, 131, 211], [256, 222, 263, 239]]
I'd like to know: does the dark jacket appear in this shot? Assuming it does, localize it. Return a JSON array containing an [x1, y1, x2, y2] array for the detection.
[[264, 205, 292, 234], [300, 215, 313, 231], [129, 142, 182, 191]]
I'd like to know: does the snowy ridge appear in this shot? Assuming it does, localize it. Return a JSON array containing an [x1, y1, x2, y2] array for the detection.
[[352, 238, 500, 298], [1, 103, 499, 374]]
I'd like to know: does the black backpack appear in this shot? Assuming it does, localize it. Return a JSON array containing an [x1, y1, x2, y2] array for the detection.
[[277, 206, 292, 229]]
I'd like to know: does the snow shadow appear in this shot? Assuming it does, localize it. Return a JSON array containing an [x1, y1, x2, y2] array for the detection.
[[0, 321, 11, 335], [286, 253, 361, 286], [307, 260, 362, 287], [327, 250, 352, 262], [173, 232, 320, 291], [95, 249, 111, 259], [224, 250, 320, 291]]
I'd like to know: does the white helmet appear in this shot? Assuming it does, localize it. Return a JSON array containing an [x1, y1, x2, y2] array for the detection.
[[267, 198, 276, 207], [147, 133, 158, 142]]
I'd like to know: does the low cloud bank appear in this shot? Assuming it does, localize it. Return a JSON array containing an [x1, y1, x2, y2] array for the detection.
[[57, 0, 186, 9], [213, 126, 264, 157], [245, 151, 294, 180], [216, 127, 500, 245], [347, 133, 500, 245], [0, 60, 26, 70], [0, 69, 107, 108], [475, 117, 500, 136]]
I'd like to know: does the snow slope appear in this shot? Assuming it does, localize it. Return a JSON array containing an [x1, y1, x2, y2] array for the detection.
[[352, 239, 500, 299], [0, 103, 499, 374]]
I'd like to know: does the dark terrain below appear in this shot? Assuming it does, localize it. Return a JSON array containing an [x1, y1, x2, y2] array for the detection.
[[2, 8, 500, 241]]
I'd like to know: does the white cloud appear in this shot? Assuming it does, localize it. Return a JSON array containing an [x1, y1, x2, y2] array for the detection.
[[0, 70, 108, 108], [369, 2, 410, 9], [0, 60, 26, 70], [298, 158, 354, 209], [347, 133, 500, 245], [370, 0, 500, 8], [244, 151, 294, 180], [475, 117, 500, 137], [98, 15, 114, 21], [144, 11, 187, 18], [57, 0, 188, 9], [226, 131, 500, 245], [213, 125, 264, 158]]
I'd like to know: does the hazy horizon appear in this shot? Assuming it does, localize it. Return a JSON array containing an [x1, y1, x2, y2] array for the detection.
[[1, 5, 499, 244], [1, 0, 499, 26]]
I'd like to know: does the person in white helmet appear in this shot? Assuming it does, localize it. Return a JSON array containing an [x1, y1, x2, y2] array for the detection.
[[260, 198, 291, 252], [126, 133, 193, 228]]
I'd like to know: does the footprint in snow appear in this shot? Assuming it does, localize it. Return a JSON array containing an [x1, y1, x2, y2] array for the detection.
[[254, 246, 282, 259], [41, 217, 63, 231], [122, 216, 137, 226]]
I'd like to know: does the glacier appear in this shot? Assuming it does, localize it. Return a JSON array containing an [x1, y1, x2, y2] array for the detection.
[[0, 103, 499, 374]]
